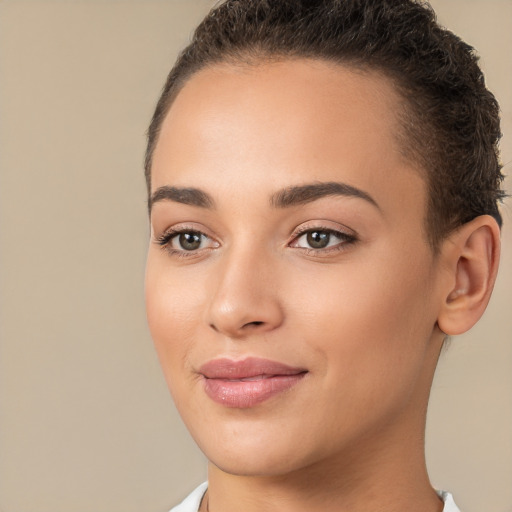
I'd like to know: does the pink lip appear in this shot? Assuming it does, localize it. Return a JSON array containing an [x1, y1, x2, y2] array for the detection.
[[199, 357, 308, 408]]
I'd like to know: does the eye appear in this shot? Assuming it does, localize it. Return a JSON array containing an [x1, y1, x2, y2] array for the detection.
[[299, 230, 332, 249], [171, 231, 206, 251], [291, 228, 356, 252], [155, 228, 219, 256]]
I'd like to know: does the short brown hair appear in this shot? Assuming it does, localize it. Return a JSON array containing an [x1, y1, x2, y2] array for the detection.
[[145, 0, 505, 248]]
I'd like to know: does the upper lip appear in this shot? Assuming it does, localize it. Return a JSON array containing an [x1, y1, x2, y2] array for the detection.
[[199, 357, 307, 380]]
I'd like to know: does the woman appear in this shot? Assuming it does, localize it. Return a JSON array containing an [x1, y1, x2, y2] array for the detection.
[[144, 1, 504, 511]]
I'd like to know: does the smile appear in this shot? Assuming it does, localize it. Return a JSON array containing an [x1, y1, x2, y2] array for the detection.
[[199, 357, 308, 408]]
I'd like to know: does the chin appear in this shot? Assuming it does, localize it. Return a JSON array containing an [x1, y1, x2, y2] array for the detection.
[[208, 449, 306, 478], [193, 421, 334, 479]]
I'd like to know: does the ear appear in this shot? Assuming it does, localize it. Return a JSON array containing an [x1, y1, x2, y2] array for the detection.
[[437, 215, 501, 336]]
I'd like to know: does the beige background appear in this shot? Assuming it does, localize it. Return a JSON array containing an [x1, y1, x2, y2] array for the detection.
[[0, 1, 510, 511]]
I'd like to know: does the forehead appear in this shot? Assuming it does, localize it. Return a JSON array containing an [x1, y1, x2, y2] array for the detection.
[[152, 59, 426, 222]]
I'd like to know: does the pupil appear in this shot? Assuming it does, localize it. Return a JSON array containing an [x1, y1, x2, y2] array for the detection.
[[179, 232, 201, 250], [307, 231, 330, 249]]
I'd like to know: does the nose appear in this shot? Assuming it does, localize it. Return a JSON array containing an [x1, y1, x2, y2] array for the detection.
[[206, 245, 284, 338]]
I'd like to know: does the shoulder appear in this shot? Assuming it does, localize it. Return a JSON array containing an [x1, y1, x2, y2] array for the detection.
[[437, 490, 462, 512], [169, 482, 208, 512]]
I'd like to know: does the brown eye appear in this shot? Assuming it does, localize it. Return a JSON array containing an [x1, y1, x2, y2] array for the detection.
[[155, 227, 219, 256], [155, 227, 220, 257], [292, 227, 356, 252], [175, 231, 203, 251], [306, 231, 330, 249]]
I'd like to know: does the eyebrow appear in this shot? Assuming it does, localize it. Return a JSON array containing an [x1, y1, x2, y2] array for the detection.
[[270, 181, 380, 210], [149, 186, 215, 211], [149, 181, 380, 212]]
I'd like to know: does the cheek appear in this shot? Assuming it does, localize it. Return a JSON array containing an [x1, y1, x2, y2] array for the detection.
[[293, 254, 432, 333], [287, 246, 436, 395], [145, 256, 205, 380], [145, 272, 209, 421]]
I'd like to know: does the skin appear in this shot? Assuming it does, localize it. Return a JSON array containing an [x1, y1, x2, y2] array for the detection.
[[145, 59, 500, 512]]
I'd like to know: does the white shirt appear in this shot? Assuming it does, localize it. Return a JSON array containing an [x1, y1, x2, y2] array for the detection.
[[170, 482, 461, 512]]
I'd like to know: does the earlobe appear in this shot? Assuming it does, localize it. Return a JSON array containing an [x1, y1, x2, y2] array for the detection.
[[437, 215, 501, 336]]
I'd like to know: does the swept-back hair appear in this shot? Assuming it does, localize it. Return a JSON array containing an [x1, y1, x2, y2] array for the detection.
[[145, 0, 505, 248]]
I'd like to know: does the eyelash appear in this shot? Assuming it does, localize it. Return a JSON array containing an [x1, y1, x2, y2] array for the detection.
[[154, 226, 216, 259], [290, 226, 358, 256], [154, 225, 357, 259]]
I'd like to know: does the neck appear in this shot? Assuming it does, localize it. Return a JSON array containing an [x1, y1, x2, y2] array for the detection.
[[206, 420, 443, 512]]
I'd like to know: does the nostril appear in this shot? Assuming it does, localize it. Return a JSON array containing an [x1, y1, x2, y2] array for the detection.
[[244, 321, 264, 328]]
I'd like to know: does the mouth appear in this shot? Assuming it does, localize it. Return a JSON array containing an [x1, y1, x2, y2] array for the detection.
[[199, 357, 308, 408]]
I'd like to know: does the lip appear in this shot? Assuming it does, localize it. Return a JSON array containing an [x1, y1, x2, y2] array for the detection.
[[199, 357, 308, 408]]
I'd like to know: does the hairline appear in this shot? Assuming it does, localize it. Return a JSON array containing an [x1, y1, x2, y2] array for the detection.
[[145, 54, 442, 251]]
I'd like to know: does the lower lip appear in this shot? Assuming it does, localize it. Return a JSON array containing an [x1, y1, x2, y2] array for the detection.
[[203, 373, 306, 408]]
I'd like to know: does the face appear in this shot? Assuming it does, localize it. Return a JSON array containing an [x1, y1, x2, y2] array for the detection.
[[146, 60, 445, 477]]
